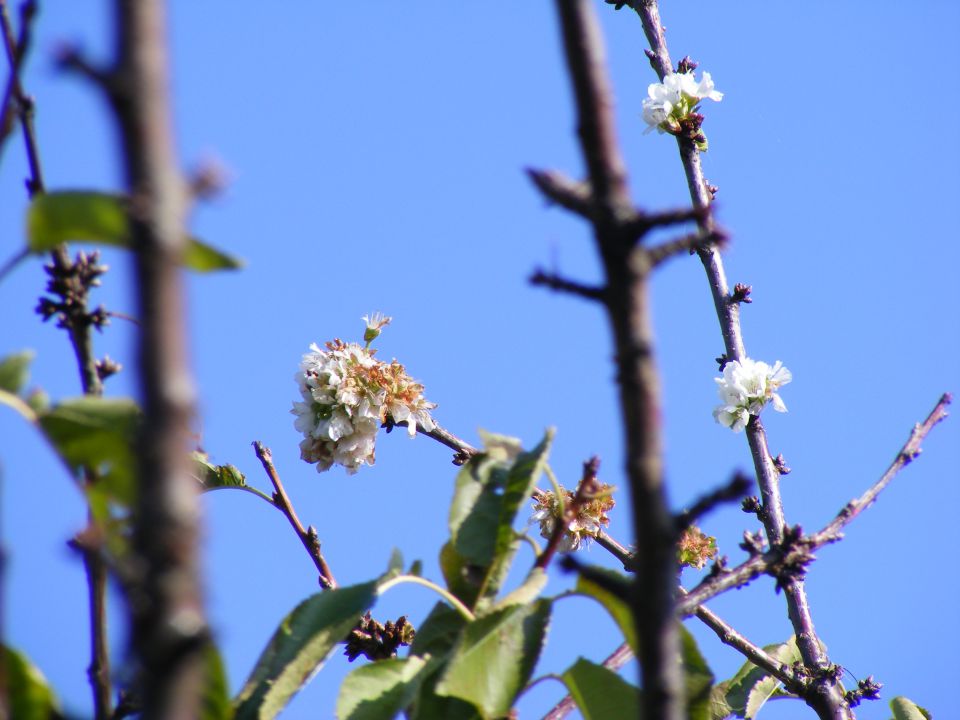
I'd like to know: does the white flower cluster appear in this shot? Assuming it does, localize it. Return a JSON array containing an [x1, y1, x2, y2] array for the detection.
[[713, 358, 792, 432], [292, 315, 436, 474], [642, 70, 723, 134]]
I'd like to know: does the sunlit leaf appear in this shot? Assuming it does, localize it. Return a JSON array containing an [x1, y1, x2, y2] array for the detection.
[[0, 350, 34, 394], [561, 657, 640, 720], [233, 580, 379, 720], [2, 645, 62, 720], [26, 191, 243, 272], [435, 599, 551, 719], [193, 453, 248, 492], [721, 636, 801, 718], [336, 655, 430, 720]]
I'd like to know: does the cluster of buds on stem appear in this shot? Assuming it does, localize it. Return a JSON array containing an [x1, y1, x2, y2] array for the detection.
[[292, 313, 436, 474]]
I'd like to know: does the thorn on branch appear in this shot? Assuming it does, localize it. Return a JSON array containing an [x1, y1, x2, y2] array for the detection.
[[676, 471, 751, 531], [648, 228, 727, 267], [188, 156, 229, 201], [526, 168, 593, 217], [730, 283, 752, 304], [769, 525, 814, 593], [622, 204, 709, 243], [55, 44, 119, 98], [715, 353, 730, 370], [706, 555, 729, 580], [530, 268, 606, 302], [96, 355, 122, 382]]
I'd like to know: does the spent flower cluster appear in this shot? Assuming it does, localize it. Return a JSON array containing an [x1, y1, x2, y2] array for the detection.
[[713, 358, 792, 432], [642, 67, 722, 150], [530, 485, 615, 553], [292, 314, 436, 474]]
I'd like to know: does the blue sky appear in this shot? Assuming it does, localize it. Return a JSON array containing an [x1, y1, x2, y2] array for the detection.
[[2, 3, 958, 719]]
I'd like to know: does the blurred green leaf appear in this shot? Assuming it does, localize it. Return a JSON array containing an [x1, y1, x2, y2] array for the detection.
[[26, 191, 243, 272], [890, 697, 932, 720], [406, 604, 479, 720], [442, 431, 553, 610], [561, 657, 640, 720], [336, 655, 430, 720], [679, 624, 715, 720], [0, 350, 34, 394], [574, 566, 636, 653], [233, 580, 379, 720], [38, 396, 140, 506], [202, 643, 232, 720], [409, 602, 467, 660], [492, 568, 547, 610], [2, 645, 62, 720], [435, 599, 551, 719], [720, 636, 801, 719]]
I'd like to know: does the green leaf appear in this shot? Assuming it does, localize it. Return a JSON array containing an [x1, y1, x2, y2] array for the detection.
[[0, 350, 34, 394], [233, 580, 380, 720], [26, 191, 243, 272], [491, 568, 547, 610], [2, 645, 62, 720], [202, 643, 232, 720], [721, 636, 801, 719], [679, 624, 715, 720], [442, 431, 553, 610], [193, 452, 248, 491], [890, 697, 932, 720], [709, 681, 735, 720], [38, 396, 140, 506], [409, 602, 467, 659], [561, 657, 640, 720], [336, 655, 430, 720], [574, 566, 636, 653], [435, 599, 551, 719]]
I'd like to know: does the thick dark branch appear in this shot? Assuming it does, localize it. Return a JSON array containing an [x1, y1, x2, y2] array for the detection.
[[555, 2, 680, 718], [555, 0, 630, 221], [530, 268, 606, 302], [93, 2, 208, 717], [253, 442, 336, 589]]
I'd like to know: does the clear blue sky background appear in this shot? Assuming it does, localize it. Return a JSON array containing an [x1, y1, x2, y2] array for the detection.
[[2, 3, 958, 719]]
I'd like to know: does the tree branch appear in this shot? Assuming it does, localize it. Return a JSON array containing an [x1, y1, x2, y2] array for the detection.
[[629, 2, 849, 716], [252, 442, 337, 589], [554, 2, 681, 717], [88, 2, 208, 716]]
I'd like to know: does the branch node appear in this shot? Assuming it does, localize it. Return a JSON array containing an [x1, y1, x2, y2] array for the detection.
[[773, 453, 791, 475], [730, 283, 752, 304]]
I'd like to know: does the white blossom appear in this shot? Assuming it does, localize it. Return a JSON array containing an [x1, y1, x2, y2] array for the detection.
[[292, 319, 436, 473], [642, 70, 723, 135], [712, 358, 792, 432]]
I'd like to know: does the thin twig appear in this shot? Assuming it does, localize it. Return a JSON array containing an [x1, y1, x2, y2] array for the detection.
[[252, 441, 337, 589], [629, 3, 849, 716], [675, 471, 751, 532], [2, 4, 115, 717], [808, 393, 951, 547], [416, 422, 479, 465]]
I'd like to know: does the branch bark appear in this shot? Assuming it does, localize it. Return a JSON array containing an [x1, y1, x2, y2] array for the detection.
[[552, 2, 681, 717], [99, 1, 207, 716]]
